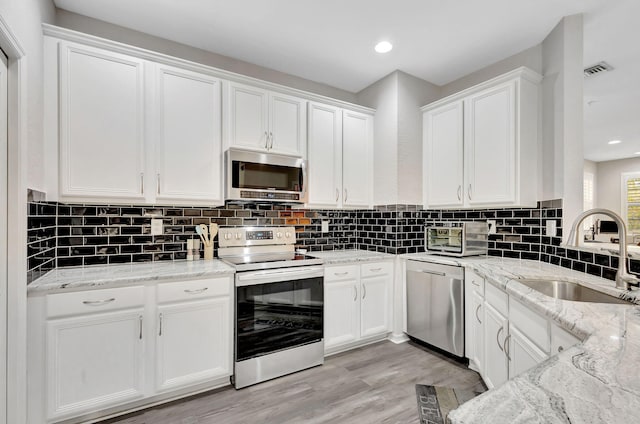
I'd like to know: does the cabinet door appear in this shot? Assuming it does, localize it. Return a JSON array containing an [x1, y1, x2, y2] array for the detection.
[[324, 279, 360, 351], [307, 102, 342, 207], [155, 65, 223, 204], [483, 303, 508, 389], [465, 81, 516, 205], [360, 274, 390, 338], [226, 82, 269, 151], [46, 310, 145, 420], [508, 325, 548, 379], [156, 297, 231, 392], [342, 110, 372, 208], [59, 43, 145, 200], [269, 92, 306, 156], [423, 101, 464, 207], [469, 290, 485, 373]]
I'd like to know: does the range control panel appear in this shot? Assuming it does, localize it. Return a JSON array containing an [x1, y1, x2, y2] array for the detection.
[[218, 226, 296, 247]]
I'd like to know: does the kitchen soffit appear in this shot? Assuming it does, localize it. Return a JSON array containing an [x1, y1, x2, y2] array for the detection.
[[54, 0, 606, 93]]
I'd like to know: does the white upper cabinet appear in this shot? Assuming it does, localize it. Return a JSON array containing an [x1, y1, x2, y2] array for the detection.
[[153, 64, 223, 205], [422, 67, 541, 209], [342, 110, 373, 208], [423, 101, 464, 207], [225, 82, 306, 157], [58, 42, 145, 201], [307, 102, 343, 207], [307, 104, 373, 209]]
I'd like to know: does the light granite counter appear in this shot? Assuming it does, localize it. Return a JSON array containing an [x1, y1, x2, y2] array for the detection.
[[27, 259, 235, 295], [403, 254, 640, 423], [308, 249, 394, 265]]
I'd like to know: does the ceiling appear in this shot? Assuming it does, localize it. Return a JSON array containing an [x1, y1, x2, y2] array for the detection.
[[53, 0, 636, 162]]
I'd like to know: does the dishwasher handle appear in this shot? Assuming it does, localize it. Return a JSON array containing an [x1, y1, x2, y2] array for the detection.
[[417, 269, 446, 277]]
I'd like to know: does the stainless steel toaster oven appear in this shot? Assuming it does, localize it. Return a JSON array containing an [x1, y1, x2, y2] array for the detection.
[[425, 222, 488, 257]]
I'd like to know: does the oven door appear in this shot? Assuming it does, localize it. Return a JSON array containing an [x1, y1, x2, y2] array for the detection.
[[235, 267, 324, 362]]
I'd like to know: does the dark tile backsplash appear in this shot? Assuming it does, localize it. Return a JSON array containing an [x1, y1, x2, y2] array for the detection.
[[27, 198, 633, 284]]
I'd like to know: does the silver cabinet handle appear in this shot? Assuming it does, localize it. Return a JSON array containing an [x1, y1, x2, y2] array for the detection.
[[139, 315, 143, 340], [269, 132, 274, 149], [362, 284, 367, 300], [468, 184, 472, 200], [157, 173, 161, 195], [184, 287, 208, 294], [264, 131, 269, 149], [457, 185, 462, 201], [353, 285, 357, 301], [140, 173, 144, 195], [344, 188, 348, 203], [475, 304, 482, 323], [370, 268, 382, 272], [471, 279, 480, 287], [336, 188, 339, 202], [334, 271, 349, 276], [158, 313, 163, 336], [497, 326, 504, 351], [82, 298, 115, 306], [419, 270, 446, 277], [504, 334, 511, 361]]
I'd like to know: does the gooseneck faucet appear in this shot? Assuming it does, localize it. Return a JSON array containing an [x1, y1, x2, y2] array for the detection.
[[565, 208, 639, 290]]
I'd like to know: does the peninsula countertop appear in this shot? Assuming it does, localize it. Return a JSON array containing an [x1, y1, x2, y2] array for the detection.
[[403, 254, 640, 424]]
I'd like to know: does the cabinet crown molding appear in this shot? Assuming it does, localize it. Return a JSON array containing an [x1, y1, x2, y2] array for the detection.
[[420, 66, 542, 112], [42, 24, 375, 115]]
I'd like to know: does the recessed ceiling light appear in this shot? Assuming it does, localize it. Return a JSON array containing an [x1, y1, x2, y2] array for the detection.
[[375, 41, 393, 53], [608, 140, 622, 145]]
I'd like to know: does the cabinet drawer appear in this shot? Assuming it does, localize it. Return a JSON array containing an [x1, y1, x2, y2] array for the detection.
[[361, 261, 392, 278], [157, 277, 230, 304], [509, 297, 549, 352], [466, 269, 485, 296], [46, 286, 145, 318], [485, 282, 508, 316], [324, 265, 359, 282]]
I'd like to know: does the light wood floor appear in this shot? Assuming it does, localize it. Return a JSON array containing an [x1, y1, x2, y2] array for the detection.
[[102, 341, 485, 424]]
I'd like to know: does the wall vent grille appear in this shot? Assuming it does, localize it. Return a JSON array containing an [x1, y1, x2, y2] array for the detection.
[[584, 61, 613, 77]]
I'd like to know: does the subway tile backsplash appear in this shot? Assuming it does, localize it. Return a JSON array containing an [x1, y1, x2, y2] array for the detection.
[[27, 198, 634, 284]]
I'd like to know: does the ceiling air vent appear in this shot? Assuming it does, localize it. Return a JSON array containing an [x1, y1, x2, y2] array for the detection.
[[584, 61, 613, 77]]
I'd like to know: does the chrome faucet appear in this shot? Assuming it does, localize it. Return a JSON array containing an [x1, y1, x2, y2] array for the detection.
[[566, 208, 639, 290]]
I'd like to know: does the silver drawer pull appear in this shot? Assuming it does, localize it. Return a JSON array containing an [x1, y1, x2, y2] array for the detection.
[[419, 270, 446, 277], [471, 280, 480, 286], [184, 287, 208, 294], [334, 272, 349, 276], [497, 326, 504, 351], [82, 298, 115, 306], [475, 304, 482, 323], [369, 268, 382, 272]]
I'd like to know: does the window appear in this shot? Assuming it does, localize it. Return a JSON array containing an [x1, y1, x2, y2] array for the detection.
[[583, 172, 595, 231], [622, 172, 640, 233]]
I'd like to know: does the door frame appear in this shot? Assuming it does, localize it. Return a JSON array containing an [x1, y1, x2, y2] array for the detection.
[[0, 13, 28, 424]]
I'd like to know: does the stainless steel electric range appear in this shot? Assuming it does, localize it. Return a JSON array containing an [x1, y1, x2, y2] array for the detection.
[[218, 226, 324, 389]]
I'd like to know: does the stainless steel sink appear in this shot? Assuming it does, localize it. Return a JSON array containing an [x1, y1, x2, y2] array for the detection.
[[515, 279, 632, 305]]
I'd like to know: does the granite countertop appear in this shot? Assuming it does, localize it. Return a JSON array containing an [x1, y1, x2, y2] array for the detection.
[[308, 249, 395, 265], [27, 259, 235, 295], [402, 254, 640, 423]]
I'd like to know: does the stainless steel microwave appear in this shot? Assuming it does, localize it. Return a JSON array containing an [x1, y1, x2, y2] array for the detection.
[[225, 149, 306, 203], [425, 222, 488, 257]]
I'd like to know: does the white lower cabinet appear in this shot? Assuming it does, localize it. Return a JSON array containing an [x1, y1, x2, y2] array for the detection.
[[46, 309, 145, 420], [465, 269, 582, 389], [324, 261, 392, 354], [155, 278, 232, 392], [29, 277, 233, 424]]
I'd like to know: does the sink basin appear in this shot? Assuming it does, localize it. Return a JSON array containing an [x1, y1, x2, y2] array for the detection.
[[515, 279, 632, 305]]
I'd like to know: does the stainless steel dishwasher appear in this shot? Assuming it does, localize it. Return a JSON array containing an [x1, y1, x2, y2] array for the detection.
[[406, 260, 464, 358]]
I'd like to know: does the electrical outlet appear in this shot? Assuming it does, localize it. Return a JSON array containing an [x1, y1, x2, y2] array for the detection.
[[151, 218, 163, 235], [546, 220, 557, 237], [321, 220, 329, 233], [487, 220, 497, 235]]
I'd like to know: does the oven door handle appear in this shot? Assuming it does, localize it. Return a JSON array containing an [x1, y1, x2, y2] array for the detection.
[[236, 267, 325, 286]]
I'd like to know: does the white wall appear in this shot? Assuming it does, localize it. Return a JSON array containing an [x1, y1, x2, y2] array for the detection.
[[596, 157, 640, 215], [55, 9, 357, 104], [396, 71, 440, 204], [0, 0, 55, 191], [357, 72, 399, 205]]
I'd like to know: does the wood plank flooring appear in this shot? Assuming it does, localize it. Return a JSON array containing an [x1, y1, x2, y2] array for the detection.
[[102, 341, 486, 424]]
